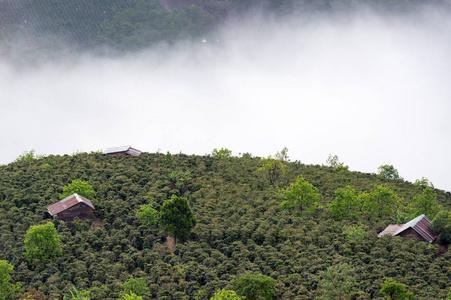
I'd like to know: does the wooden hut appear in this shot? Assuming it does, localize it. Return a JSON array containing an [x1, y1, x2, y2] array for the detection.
[[47, 193, 95, 225], [377, 214, 436, 243], [103, 145, 141, 156]]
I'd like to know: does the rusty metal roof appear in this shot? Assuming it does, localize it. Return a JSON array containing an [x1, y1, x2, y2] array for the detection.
[[377, 224, 403, 238], [378, 214, 437, 243], [103, 145, 141, 156], [393, 214, 436, 243], [47, 193, 95, 216]]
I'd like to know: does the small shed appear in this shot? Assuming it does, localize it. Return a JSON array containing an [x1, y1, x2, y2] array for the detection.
[[103, 145, 141, 156], [47, 193, 95, 225], [377, 214, 437, 243]]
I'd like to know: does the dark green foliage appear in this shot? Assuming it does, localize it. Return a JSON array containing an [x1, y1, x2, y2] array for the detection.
[[24, 222, 62, 263], [168, 170, 192, 192], [1, 152, 451, 298], [258, 157, 286, 186], [159, 195, 196, 243], [317, 263, 357, 299], [431, 210, 451, 244], [232, 272, 276, 300], [380, 278, 414, 299]]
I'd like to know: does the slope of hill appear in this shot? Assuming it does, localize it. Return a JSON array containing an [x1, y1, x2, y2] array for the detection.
[[1, 151, 451, 299]]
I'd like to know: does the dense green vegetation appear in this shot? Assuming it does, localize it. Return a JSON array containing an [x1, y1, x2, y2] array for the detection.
[[1, 151, 451, 299]]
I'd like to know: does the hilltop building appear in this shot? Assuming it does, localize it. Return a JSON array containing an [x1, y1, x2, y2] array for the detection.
[[377, 214, 437, 243], [103, 145, 141, 156], [47, 193, 95, 225]]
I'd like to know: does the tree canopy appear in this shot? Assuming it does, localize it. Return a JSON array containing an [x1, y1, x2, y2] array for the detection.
[[24, 222, 62, 263], [232, 273, 276, 300], [378, 165, 400, 179], [0, 260, 21, 300], [158, 195, 196, 243], [60, 180, 96, 200], [280, 175, 320, 211]]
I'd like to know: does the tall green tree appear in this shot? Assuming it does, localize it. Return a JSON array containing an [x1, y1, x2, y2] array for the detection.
[[232, 273, 276, 300], [280, 175, 320, 211], [360, 185, 399, 217], [329, 185, 361, 220], [258, 153, 287, 186], [60, 180, 96, 200], [412, 186, 440, 218], [378, 165, 400, 179], [159, 195, 196, 243], [326, 154, 347, 169], [317, 263, 357, 300], [380, 278, 414, 299], [136, 204, 158, 227], [0, 260, 21, 300], [414, 177, 434, 188], [14, 149, 44, 163], [212, 148, 232, 158], [24, 222, 62, 263], [122, 277, 151, 297]]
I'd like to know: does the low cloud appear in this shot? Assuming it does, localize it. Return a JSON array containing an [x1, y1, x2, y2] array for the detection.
[[1, 7, 451, 190]]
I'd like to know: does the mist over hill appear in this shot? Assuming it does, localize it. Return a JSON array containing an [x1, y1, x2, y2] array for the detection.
[[1, 0, 451, 191]]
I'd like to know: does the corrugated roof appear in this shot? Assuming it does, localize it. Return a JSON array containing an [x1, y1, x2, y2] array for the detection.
[[103, 145, 132, 154], [103, 146, 141, 156], [377, 224, 403, 238], [47, 193, 95, 216], [378, 214, 437, 243]]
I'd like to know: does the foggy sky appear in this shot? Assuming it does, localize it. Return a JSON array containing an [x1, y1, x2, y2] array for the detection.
[[1, 8, 451, 192]]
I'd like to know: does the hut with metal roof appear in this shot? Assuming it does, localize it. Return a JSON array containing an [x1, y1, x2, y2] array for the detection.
[[47, 193, 95, 226], [103, 145, 141, 156], [377, 214, 437, 243]]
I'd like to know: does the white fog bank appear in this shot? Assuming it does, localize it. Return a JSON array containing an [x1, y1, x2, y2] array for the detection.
[[1, 8, 451, 191]]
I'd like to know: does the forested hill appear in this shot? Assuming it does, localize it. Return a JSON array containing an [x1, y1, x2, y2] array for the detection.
[[1, 151, 451, 299], [1, 0, 451, 65]]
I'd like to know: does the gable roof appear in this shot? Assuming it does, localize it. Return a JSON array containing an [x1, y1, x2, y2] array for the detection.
[[47, 193, 95, 216], [393, 214, 436, 243], [377, 214, 436, 243], [103, 145, 141, 156]]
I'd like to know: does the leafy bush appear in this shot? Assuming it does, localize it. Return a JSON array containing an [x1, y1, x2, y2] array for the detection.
[[24, 222, 62, 263], [232, 273, 276, 300], [60, 180, 96, 200]]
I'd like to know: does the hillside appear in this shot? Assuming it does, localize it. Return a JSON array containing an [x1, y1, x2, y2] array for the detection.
[[1, 151, 451, 299]]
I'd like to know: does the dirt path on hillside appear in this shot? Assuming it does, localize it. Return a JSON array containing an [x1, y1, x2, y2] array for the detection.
[[166, 236, 175, 253]]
